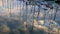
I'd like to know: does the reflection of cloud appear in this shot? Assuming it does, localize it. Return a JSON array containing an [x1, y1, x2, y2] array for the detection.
[[33, 19, 49, 32], [38, 20, 44, 25], [2, 24, 10, 32], [48, 20, 58, 25], [33, 19, 60, 34], [0, 1, 3, 6], [39, 13, 44, 17], [3, 6, 21, 18], [53, 27, 59, 32], [33, 19, 58, 29]]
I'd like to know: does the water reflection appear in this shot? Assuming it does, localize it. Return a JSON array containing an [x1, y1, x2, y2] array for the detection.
[[0, 0, 60, 34]]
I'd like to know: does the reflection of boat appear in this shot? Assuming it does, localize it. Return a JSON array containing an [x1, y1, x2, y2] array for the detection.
[[55, 1, 60, 6], [34, 20, 58, 27], [33, 19, 60, 34]]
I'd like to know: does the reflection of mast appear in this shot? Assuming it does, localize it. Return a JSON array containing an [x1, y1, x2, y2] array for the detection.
[[53, 7, 58, 21], [24, 0, 30, 34], [6, 0, 8, 17], [33, 1, 35, 29], [29, 1, 33, 33], [25, 0, 27, 29], [43, 8, 48, 34], [5, 0, 10, 18], [49, 7, 53, 34], [47, 4, 59, 34], [53, 6, 59, 34], [43, 8, 48, 26], [19, 0, 21, 21], [22, 0, 28, 29], [23, 0, 25, 21], [30, 0, 36, 33], [9, 0, 11, 18], [57, 8, 60, 34], [37, 3, 40, 22], [17, 0, 18, 18]]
